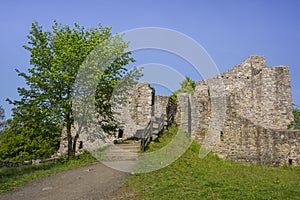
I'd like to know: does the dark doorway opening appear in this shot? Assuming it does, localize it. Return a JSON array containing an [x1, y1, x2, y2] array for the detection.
[[79, 141, 83, 149], [289, 159, 293, 165], [118, 129, 124, 138]]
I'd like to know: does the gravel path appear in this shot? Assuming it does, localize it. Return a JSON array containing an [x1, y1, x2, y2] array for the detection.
[[0, 162, 127, 200]]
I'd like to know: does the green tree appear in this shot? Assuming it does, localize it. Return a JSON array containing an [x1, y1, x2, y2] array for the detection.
[[170, 76, 196, 103], [0, 21, 139, 160], [0, 106, 4, 134], [0, 105, 61, 160], [289, 105, 300, 129]]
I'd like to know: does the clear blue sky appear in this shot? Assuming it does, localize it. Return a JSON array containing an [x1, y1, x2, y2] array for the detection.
[[1, 0, 300, 118]]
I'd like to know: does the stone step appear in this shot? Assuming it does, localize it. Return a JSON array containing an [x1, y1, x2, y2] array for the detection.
[[102, 144, 141, 161], [108, 146, 140, 153], [102, 140, 141, 158], [115, 142, 140, 150], [116, 142, 140, 147]]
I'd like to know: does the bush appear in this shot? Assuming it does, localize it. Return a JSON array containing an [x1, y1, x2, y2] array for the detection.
[[0, 121, 61, 161]]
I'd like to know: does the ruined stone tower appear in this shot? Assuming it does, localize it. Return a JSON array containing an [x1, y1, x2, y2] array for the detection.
[[176, 55, 300, 166]]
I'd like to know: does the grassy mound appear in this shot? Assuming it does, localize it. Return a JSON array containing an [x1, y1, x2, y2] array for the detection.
[[122, 125, 300, 200]]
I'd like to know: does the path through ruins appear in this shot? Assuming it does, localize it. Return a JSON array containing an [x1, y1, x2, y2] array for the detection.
[[0, 162, 127, 200]]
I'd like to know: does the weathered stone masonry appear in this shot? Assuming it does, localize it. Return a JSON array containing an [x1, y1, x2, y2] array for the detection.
[[58, 83, 176, 156], [113, 82, 155, 139], [176, 55, 300, 166], [58, 55, 299, 166]]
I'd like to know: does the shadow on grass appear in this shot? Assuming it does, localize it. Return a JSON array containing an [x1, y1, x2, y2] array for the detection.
[[0, 162, 57, 179]]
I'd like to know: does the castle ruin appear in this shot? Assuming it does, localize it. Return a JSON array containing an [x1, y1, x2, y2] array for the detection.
[[59, 55, 300, 166], [176, 55, 300, 166]]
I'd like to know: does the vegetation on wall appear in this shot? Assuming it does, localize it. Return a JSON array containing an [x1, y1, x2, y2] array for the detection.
[[289, 105, 300, 129]]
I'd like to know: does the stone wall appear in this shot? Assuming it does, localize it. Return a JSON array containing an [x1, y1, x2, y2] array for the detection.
[[154, 96, 169, 119], [57, 55, 298, 165], [212, 110, 300, 166], [176, 93, 192, 134], [58, 82, 155, 156], [114, 82, 155, 138], [154, 96, 176, 126], [176, 55, 299, 166], [58, 82, 180, 156], [212, 55, 293, 130], [0, 157, 60, 168]]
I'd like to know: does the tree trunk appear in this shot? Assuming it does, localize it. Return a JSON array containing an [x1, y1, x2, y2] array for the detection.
[[65, 111, 74, 157], [73, 133, 79, 155]]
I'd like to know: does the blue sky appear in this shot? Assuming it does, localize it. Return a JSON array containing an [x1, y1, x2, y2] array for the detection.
[[1, 0, 300, 117]]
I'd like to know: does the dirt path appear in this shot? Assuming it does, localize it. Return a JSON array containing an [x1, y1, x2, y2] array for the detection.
[[0, 162, 127, 200]]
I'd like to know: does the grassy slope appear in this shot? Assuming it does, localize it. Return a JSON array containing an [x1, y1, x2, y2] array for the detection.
[[122, 126, 300, 200], [0, 152, 96, 194]]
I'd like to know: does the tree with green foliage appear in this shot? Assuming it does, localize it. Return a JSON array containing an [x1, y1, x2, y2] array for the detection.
[[0, 106, 61, 160], [170, 76, 196, 104], [289, 105, 300, 129], [0, 106, 5, 134], [0, 21, 139, 160]]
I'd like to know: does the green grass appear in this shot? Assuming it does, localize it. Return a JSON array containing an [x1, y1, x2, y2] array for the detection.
[[122, 125, 300, 200], [0, 152, 97, 194]]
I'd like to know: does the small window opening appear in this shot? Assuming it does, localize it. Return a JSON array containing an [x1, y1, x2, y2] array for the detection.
[[220, 131, 224, 141], [288, 159, 293, 165]]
